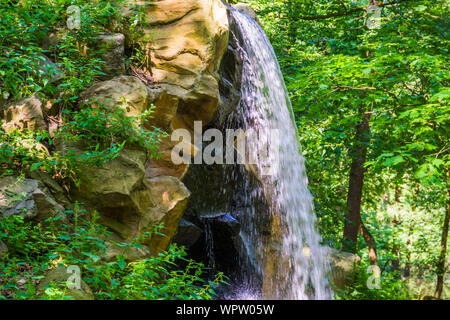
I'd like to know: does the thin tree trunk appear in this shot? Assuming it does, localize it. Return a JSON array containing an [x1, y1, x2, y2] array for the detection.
[[360, 222, 379, 266], [342, 107, 371, 253], [391, 213, 401, 277], [394, 185, 402, 203], [434, 169, 450, 299], [404, 233, 413, 278]]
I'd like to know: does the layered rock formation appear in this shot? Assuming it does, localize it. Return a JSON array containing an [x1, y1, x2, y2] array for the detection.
[[67, 0, 229, 254], [1, 95, 47, 132], [80, 76, 150, 118], [71, 0, 228, 254], [123, 0, 229, 180], [0, 0, 230, 258]]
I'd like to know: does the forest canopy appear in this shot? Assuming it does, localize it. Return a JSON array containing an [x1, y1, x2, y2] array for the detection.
[[242, 0, 449, 299]]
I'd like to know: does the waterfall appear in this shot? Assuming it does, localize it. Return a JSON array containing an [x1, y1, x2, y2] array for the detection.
[[221, 9, 332, 300]]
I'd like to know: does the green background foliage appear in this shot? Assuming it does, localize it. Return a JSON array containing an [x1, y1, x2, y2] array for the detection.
[[243, 0, 449, 299]]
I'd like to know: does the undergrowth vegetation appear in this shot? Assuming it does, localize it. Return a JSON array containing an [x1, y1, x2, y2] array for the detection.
[[0, 0, 225, 301], [0, 207, 225, 300]]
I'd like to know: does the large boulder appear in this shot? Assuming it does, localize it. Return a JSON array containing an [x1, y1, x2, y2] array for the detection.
[[72, 147, 148, 208], [145, 175, 190, 254], [27, 170, 72, 209], [65, 144, 149, 240], [1, 94, 47, 132], [66, 143, 190, 254], [73, 75, 194, 255], [80, 76, 150, 118], [0, 176, 66, 223], [38, 266, 94, 300], [327, 248, 361, 290], [123, 0, 228, 104], [173, 218, 202, 248]]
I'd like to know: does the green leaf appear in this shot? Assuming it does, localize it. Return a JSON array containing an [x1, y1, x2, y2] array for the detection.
[[30, 162, 42, 172]]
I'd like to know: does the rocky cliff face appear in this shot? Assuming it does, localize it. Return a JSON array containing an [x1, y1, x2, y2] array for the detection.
[[0, 1, 358, 297], [75, 0, 230, 255], [0, 0, 229, 257], [123, 0, 229, 181]]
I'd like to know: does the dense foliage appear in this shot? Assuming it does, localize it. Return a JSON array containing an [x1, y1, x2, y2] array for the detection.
[[0, 0, 164, 183], [0, 207, 224, 300], [0, 0, 224, 300], [243, 0, 449, 299]]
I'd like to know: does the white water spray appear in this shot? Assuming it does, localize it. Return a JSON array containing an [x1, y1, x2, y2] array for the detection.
[[228, 9, 332, 300]]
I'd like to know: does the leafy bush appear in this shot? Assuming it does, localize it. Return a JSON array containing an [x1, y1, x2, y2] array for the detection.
[[0, 206, 226, 300], [0, 0, 123, 103], [0, 101, 165, 184], [59, 102, 166, 159], [333, 261, 411, 300]]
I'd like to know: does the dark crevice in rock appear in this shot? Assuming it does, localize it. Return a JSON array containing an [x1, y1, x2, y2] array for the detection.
[[154, 49, 205, 63], [146, 7, 200, 27]]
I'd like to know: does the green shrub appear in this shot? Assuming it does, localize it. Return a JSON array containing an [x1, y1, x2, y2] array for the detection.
[[0, 101, 165, 184], [0, 206, 226, 300], [0, 0, 164, 184], [0, 0, 124, 103], [333, 261, 411, 300], [58, 102, 166, 159]]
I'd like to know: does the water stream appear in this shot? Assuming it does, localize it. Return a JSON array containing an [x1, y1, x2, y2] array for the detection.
[[221, 9, 332, 300]]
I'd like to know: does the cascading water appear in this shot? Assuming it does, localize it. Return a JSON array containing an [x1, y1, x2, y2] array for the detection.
[[220, 9, 332, 300]]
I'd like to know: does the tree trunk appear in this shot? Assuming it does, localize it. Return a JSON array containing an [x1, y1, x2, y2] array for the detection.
[[342, 107, 371, 253], [434, 169, 450, 299], [360, 222, 379, 265]]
